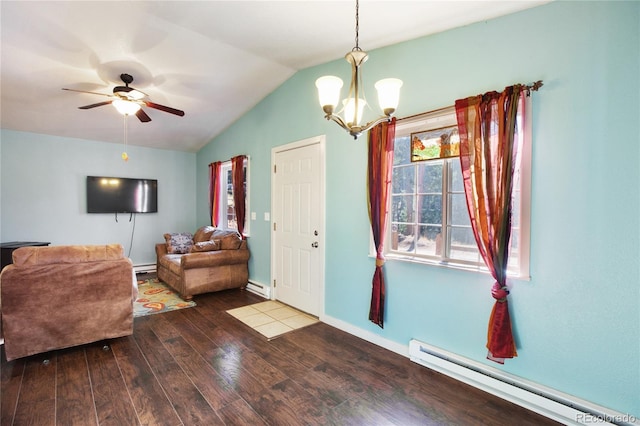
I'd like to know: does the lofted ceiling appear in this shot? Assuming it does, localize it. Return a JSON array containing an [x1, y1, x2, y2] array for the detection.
[[1, 1, 548, 152]]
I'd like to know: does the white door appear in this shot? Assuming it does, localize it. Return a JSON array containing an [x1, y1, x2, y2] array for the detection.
[[272, 136, 324, 317]]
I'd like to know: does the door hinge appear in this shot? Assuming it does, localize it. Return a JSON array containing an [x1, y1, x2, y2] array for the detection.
[[273, 279, 276, 288], [273, 222, 276, 231], [274, 164, 277, 173]]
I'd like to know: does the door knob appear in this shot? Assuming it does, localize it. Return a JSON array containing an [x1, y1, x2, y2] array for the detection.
[[311, 242, 319, 248]]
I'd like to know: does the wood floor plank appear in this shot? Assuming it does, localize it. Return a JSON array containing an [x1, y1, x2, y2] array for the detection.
[[146, 314, 241, 411], [110, 336, 182, 426], [287, 361, 366, 408], [327, 395, 402, 426], [269, 378, 331, 424], [207, 346, 268, 400], [12, 353, 57, 426], [55, 348, 97, 426], [0, 349, 25, 426], [134, 319, 224, 425], [216, 398, 268, 426], [267, 331, 325, 370], [280, 323, 396, 392], [85, 341, 139, 426]]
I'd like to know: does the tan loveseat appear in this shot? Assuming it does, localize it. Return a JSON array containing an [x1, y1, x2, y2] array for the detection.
[[156, 226, 249, 300], [0, 244, 136, 361]]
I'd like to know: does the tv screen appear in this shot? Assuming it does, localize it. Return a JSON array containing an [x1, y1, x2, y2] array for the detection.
[[87, 176, 158, 213]]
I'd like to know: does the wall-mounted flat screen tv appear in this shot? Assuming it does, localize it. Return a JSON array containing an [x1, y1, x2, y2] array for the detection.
[[87, 176, 158, 213]]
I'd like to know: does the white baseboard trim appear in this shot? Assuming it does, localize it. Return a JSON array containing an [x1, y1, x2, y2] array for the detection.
[[134, 263, 156, 274], [320, 314, 409, 357], [321, 314, 637, 426], [246, 280, 270, 299]]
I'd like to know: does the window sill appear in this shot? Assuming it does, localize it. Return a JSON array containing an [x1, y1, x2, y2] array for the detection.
[[373, 252, 531, 281]]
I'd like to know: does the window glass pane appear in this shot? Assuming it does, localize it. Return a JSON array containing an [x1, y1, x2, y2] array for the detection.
[[448, 193, 471, 227], [391, 223, 416, 253], [418, 194, 442, 224], [393, 165, 415, 194], [225, 169, 236, 229], [510, 194, 521, 228], [394, 135, 411, 166], [449, 159, 464, 192], [448, 226, 480, 262], [391, 194, 415, 223], [417, 161, 442, 193], [415, 225, 442, 256]]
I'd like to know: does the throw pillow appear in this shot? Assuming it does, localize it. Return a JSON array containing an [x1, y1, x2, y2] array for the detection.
[[190, 240, 221, 253], [164, 232, 194, 254]]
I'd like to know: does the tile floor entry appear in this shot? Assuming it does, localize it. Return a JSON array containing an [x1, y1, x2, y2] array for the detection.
[[226, 300, 319, 340]]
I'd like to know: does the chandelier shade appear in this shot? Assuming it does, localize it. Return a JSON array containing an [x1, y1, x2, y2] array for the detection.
[[315, 76, 344, 115], [375, 78, 403, 115], [112, 99, 141, 116], [315, 0, 402, 139], [343, 97, 366, 127]]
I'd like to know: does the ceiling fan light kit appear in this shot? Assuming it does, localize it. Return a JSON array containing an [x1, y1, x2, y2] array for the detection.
[[112, 99, 141, 115], [316, 0, 402, 139]]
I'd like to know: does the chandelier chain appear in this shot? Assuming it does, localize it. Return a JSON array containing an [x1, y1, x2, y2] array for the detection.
[[353, 0, 361, 51]]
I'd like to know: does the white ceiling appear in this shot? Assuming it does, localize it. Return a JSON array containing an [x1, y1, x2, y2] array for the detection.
[[1, 1, 548, 152]]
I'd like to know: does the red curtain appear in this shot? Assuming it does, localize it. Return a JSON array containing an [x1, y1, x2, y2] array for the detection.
[[208, 161, 222, 226], [455, 85, 525, 363], [231, 155, 247, 238], [367, 118, 396, 328]]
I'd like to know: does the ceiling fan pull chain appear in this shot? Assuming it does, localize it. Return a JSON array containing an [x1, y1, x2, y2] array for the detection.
[[122, 115, 129, 162]]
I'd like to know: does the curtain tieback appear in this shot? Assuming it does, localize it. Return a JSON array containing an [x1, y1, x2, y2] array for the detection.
[[375, 258, 385, 267], [491, 282, 509, 302]]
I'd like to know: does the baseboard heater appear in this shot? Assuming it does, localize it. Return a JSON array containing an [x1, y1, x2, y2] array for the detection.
[[409, 339, 637, 426], [246, 280, 270, 299], [133, 263, 156, 274]]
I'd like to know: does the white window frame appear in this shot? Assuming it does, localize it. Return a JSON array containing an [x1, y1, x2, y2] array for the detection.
[[217, 158, 250, 237], [382, 104, 531, 280]]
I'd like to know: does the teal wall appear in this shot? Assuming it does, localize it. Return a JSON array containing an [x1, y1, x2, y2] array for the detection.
[[196, 1, 639, 417], [1, 130, 197, 265]]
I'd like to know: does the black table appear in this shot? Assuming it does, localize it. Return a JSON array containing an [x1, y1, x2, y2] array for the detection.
[[1, 241, 51, 269]]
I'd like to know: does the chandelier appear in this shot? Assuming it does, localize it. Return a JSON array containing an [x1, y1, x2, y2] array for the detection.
[[315, 0, 402, 139]]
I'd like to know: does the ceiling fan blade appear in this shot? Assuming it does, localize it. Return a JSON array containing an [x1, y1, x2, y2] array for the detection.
[[78, 100, 113, 109], [62, 88, 112, 97], [136, 109, 152, 123], [144, 101, 185, 117]]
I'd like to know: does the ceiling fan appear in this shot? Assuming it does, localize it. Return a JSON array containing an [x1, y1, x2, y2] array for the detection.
[[62, 73, 185, 122]]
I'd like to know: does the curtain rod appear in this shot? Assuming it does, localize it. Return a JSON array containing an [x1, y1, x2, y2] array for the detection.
[[525, 80, 544, 96], [397, 80, 543, 123]]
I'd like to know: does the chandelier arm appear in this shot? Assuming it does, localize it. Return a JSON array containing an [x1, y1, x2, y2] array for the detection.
[[325, 113, 350, 131], [352, 116, 393, 137]]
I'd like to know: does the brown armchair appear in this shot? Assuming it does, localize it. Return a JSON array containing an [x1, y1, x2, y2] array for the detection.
[[0, 244, 136, 361]]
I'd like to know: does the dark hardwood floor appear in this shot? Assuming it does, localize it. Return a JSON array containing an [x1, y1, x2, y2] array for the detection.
[[1, 277, 559, 425]]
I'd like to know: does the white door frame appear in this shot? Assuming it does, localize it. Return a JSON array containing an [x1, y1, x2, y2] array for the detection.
[[270, 135, 326, 318]]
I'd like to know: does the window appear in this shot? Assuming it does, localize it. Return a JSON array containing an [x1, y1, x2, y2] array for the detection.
[[218, 159, 250, 236], [386, 106, 531, 278]]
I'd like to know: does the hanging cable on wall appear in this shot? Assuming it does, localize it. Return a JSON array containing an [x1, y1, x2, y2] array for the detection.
[[128, 212, 136, 258]]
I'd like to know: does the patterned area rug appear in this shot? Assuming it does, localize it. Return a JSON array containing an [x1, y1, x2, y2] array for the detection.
[[134, 278, 196, 317], [227, 300, 318, 340]]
